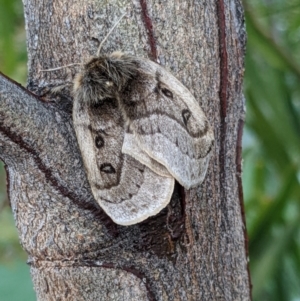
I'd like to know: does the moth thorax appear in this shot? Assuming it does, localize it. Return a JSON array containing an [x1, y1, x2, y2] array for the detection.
[[73, 55, 139, 105], [74, 73, 117, 105]]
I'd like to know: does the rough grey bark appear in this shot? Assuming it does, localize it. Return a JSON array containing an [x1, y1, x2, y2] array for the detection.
[[0, 0, 249, 300]]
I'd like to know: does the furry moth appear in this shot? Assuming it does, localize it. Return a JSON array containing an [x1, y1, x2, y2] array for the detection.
[[72, 52, 214, 225]]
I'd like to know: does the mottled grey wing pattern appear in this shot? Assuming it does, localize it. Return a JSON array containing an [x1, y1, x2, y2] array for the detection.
[[122, 132, 171, 178], [120, 58, 214, 189], [72, 96, 174, 226]]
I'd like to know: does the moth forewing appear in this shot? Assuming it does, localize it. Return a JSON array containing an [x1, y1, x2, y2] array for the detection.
[[72, 72, 175, 226], [118, 56, 214, 189]]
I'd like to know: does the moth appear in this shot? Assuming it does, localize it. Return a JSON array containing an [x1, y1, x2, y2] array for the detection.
[[41, 14, 214, 225], [72, 51, 214, 225]]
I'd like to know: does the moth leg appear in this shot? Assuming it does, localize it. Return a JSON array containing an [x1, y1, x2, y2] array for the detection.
[[38, 82, 74, 113]]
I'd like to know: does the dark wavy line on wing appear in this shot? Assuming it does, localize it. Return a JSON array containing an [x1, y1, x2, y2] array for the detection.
[[93, 195, 130, 204], [128, 122, 214, 160], [92, 171, 144, 204], [87, 125, 110, 136], [127, 109, 210, 139]]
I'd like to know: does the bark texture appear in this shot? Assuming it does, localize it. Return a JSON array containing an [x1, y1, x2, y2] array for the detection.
[[0, 0, 249, 300]]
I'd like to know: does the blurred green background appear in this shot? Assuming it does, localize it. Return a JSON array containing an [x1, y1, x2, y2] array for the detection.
[[0, 0, 300, 300], [0, 0, 35, 300]]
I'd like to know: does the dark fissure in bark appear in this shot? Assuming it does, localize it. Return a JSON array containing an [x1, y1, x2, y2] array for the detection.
[[140, 0, 158, 61]]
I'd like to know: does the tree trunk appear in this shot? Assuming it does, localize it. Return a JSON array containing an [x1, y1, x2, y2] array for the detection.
[[0, 0, 250, 300]]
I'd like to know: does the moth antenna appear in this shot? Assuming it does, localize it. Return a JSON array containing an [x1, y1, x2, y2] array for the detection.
[[96, 12, 127, 56], [39, 63, 83, 73]]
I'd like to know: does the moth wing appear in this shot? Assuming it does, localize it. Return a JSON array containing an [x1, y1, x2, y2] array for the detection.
[[121, 59, 214, 189], [73, 97, 174, 226], [122, 132, 172, 178]]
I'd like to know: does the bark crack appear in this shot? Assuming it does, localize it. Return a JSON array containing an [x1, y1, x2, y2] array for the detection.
[[139, 0, 158, 61], [217, 0, 228, 182]]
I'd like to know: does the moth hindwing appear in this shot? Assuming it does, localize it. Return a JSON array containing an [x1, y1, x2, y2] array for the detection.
[[72, 52, 214, 225]]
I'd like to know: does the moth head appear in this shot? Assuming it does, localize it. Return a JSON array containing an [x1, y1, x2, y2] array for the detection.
[[73, 54, 139, 106]]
